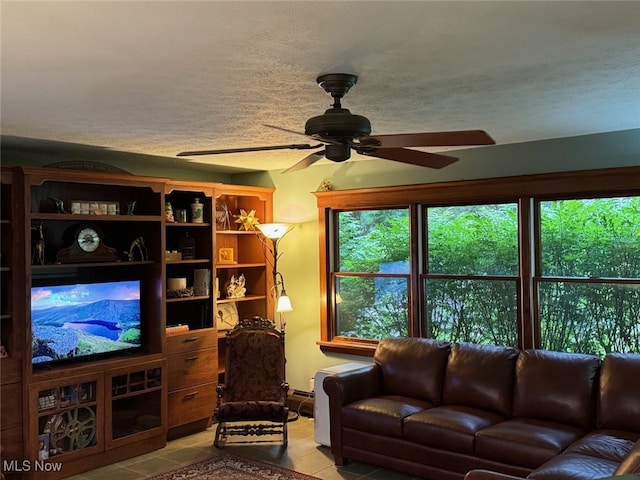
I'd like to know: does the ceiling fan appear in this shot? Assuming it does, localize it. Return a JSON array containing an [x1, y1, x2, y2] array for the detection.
[[177, 73, 496, 173]]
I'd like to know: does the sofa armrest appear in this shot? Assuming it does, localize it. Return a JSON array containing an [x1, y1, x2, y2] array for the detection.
[[615, 438, 640, 475], [465, 470, 528, 480], [322, 364, 382, 407]]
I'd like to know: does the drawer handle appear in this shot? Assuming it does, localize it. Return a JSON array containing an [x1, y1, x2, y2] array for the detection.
[[185, 356, 199, 361], [183, 337, 199, 343], [183, 391, 199, 399]]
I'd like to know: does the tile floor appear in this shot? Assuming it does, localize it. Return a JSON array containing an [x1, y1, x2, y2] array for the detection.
[[67, 416, 423, 480]]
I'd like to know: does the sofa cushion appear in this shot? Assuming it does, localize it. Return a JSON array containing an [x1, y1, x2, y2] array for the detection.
[[598, 353, 640, 432], [528, 452, 620, 480], [475, 418, 585, 468], [374, 337, 451, 405], [443, 342, 519, 416], [566, 430, 639, 462], [341, 395, 433, 438], [403, 405, 505, 455], [513, 350, 600, 430]]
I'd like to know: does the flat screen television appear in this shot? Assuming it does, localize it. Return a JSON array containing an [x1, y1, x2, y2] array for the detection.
[[31, 280, 142, 366]]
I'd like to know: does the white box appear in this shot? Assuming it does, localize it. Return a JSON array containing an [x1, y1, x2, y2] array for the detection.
[[314, 362, 370, 447]]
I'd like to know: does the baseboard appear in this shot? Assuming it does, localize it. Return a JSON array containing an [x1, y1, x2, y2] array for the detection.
[[288, 390, 314, 417]]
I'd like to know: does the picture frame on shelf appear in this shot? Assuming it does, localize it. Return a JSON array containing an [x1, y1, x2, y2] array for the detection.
[[38, 433, 50, 461], [218, 247, 236, 264], [216, 302, 239, 330]]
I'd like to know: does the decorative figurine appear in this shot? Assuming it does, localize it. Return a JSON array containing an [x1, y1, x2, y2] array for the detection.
[[165, 202, 175, 223], [234, 209, 260, 231], [225, 274, 247, 298], [216, 199, 231, 230], [126, 236, 148, 261], [127, 201, 136, 215], [32, 223, 45, 265], [49, 197, 67, 213], [318, 179, 333, 191]]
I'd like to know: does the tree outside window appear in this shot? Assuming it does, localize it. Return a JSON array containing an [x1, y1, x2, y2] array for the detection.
[[538, 197, 640, 355]]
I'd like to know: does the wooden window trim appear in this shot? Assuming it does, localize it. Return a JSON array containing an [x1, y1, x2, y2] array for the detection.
[[314, 166, 640, 355]]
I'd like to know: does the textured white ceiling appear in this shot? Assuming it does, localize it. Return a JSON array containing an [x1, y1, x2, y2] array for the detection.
[[2, 1, 639, 172]]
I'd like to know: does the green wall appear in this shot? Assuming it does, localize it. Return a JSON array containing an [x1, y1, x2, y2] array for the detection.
[[234, 129, 640, 392], [4, 129, 639, 392]]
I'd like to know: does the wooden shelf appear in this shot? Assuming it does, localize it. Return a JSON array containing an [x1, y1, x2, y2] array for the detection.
[[166, 295, 211, 303], [216, 295, 267, 304], [30, 213, 162, 222], [216, 262, 266, 269], [216, 230, 259, 235], [166, 259, 211, 265], [32, 260, 155, 270], [165, 222, 211, 227]]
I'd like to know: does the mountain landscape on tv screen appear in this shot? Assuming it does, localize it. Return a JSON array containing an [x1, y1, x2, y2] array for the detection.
[[32, 299, 141, 363]]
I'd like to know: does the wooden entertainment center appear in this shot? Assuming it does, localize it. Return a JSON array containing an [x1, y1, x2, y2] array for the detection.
[[0, 166, 274, 479]]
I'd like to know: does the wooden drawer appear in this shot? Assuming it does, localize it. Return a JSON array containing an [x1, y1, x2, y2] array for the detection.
[[165, 329, 217, 355], [168, 382, 217, 427], [0, 357, 21, 385], [0, 383, 22, 430], [168, 348, 217, 391]]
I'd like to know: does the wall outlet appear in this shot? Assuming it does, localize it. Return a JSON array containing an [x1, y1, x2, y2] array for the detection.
[[309, 377, 315, 392]]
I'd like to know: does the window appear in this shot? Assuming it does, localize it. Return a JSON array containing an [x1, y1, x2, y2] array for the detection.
[[425, 204, 519, 347], [315, 166, 640, 356], [334, 209, 410, 339], [537, 197, 640, 355]]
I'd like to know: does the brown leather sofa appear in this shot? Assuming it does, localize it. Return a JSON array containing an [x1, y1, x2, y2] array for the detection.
[[323, 338, 640, 480]]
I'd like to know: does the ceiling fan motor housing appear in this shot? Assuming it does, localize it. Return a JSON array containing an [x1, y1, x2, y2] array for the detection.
[[305, 109, 372, 139]]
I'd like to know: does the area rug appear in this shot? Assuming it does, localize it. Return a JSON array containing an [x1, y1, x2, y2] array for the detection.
[[149, 452, 321, 480]]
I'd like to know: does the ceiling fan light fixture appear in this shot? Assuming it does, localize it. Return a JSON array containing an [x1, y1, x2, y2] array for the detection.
[[325, 143, 351, 162]]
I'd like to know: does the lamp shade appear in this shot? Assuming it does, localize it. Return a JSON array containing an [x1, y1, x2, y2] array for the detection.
[[276, 294, 293, 312], [257, 223, 292, 239]]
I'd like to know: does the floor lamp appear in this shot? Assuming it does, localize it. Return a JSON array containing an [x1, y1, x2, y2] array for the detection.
[[256, 223, 298, 421], [256, 223, 293, 330]]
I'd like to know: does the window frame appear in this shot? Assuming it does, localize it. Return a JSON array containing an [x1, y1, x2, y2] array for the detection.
[[314, 166, 640, 356]]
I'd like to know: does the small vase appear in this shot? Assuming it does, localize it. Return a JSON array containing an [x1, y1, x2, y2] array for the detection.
[[191, 198, 204, 223]]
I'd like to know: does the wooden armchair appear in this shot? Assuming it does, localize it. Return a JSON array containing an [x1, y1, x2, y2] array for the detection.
[[213, 316, 289, 448]]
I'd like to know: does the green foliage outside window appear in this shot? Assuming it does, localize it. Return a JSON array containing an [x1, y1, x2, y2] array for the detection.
[[336, 210, 409, 339], [539, 197, 640, 354], [426, 205, 519, 347], [334, 198, 639, 354]]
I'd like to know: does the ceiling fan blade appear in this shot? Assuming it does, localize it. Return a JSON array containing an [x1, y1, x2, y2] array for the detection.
[[282, 150, 326, 174], [177, 143, 321, 157], [263, 124, 307, 137], [357, 147, 458, 169], [360, 130, 495, 149]]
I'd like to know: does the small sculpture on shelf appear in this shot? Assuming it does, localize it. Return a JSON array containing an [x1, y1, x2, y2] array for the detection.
[[127, 200, 136, 215], [32, 223, 45, 265], [165, 202, 175, 223], [234, 209, 260, 231], [49, 197, 67, 213], [216, 199, 231, 230], [126, 236, 148, 262], [225, 274, 246, 298]]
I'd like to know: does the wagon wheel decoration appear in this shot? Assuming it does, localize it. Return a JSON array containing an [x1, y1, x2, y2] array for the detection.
[[47, 407, 97, 452]]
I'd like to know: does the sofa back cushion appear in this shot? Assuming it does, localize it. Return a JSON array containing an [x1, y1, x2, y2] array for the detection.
[[443, 342, 519, 416], [374, 337, 451, 405], [598, 353, 640, 432], [513, 349, 600, 430]]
